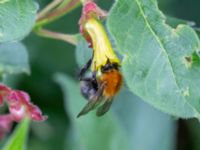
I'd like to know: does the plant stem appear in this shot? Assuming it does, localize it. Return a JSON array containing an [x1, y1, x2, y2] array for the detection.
[[80, 0, 93, 5], [35, 0, 81, 28], [35, 28, 78, 45], [37, 0, 63, 20]]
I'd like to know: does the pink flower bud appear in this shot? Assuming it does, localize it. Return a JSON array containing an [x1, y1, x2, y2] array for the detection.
[[83, 2, 97, 16], [0, 114, 13, 140], [7, 90, 47, 122], [0, 84, 47, 122], [0, 84, 11, 92], [0, 84, 47, 138], [0, 84, 11, 106], [29, 105, 48, 121]]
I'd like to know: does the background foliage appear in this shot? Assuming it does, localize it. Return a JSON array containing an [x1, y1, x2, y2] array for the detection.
[[0, 0, 200, 150]]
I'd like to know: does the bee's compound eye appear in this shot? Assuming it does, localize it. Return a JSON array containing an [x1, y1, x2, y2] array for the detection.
[[80, 80, 98, 100]]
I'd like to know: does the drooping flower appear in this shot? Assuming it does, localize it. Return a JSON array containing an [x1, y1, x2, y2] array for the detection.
[[0, 83, 47, 139], [0, 84, 47, 122], [83, 18, 120, 71], [79, 1, 107, 48], [6, 90, 47, 122], [79, 2, 120, 72]]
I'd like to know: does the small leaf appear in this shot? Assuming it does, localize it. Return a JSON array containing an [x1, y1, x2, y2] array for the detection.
[[108, 0, 200, 119], [0, 0, 38, 42], [0, 42, 30, 76], [3, 118, 30, 150], [55, 74, 130, 150]]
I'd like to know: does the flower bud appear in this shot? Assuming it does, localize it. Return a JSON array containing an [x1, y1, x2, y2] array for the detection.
[[0, 114, 13, 139], [0, 84, 47, 122], [7, 90, 47, 122]]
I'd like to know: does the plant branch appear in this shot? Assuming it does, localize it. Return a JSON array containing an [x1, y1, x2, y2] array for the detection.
[[37, 0, 63, 20], [80, 0, 93, 5], [35, 0, 81, 28], [34, 28, 78, 45]]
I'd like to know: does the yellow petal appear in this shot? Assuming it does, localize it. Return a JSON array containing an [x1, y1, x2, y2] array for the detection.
[[84, 18, 120, 71]]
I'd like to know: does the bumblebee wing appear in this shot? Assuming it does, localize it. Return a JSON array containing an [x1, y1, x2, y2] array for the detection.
[[77, 99, 102, 118], [96, 98, 113, 117], [77, 81, 106, 118]]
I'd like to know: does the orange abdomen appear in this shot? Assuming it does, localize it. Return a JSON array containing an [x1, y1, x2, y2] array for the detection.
[[100, 70, 122, 98]]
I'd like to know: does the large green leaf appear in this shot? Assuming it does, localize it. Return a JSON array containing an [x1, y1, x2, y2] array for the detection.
[[108, 0, 200, 118], [0, 0, 38, 42], [0, 42, 30, 76], [55, 74, 130, 150], [113, 88, 176, 150], [3, 119, 30, 150]]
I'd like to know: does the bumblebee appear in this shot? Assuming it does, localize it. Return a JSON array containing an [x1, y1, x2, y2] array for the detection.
[[78, 12, 123, 117], [78, 59, 122, 117]]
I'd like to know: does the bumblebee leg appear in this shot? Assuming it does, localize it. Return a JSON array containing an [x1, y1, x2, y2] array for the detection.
[[78, 58, 92, 80], [77, 83, 105, 118], [96, 99, 113, 117]]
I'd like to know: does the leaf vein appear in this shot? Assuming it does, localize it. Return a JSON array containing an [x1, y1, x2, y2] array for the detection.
[[134, 0, 200, 115]]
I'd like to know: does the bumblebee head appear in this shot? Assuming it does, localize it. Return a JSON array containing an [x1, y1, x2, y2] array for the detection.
[[101, 60, 120, 73]]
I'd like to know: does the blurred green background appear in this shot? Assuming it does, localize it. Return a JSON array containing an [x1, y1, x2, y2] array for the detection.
[[5, 0, 200, 150]]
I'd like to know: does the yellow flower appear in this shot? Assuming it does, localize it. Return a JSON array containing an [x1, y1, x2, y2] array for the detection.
[[84, 18, 120, 71]]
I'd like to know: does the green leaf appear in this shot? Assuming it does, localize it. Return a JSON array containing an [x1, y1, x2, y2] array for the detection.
[[108, 0, 200, 118], [75, 36, 92, 68], [0, 0, 38, 42], [0, 42, 30, 77], [55, 74, 130, 150], [3, 119, 30, 150], [114, 88, 176, 150]]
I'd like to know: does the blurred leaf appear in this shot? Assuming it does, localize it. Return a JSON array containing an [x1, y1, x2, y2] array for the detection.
[[55, 74, 130, 150], [113, 88, 176, 150], [0, 0, 38, 42], [75, 36, 92, 68], [3, 119, 30, 150], [0, 42, 30, 76], [195, 28, 200, 38], [108, 0, 200, 118]]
